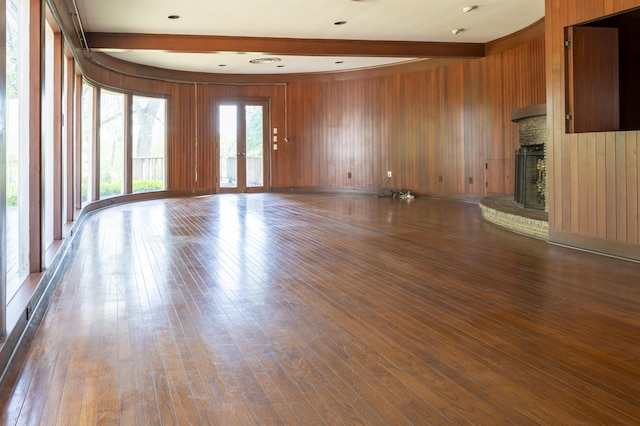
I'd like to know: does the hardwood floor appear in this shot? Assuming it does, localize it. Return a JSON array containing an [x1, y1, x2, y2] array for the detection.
[[0, 193, 638, 425]]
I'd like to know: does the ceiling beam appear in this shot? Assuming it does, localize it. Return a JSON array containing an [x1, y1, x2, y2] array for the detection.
[[85, 33, 486, 58]]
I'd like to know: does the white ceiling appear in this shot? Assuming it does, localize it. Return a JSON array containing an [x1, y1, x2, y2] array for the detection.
[[75, 0, 545, 75]]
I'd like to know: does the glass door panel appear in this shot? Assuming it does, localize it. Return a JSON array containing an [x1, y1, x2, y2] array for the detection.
[[99, 90, 125, 198], [216, 100, 268, 193], [219, 105, 238, 189], [245, 105, 264, 188]]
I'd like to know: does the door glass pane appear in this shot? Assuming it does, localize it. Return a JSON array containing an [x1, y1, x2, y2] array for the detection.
[[245, 105, 263, 188], [132, 95, 166, 193], [219, 105, 237, 188], [100, 90, 124, 198]]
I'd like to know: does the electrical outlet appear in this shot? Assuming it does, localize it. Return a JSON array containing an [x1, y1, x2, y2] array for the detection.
[[387, 171, 392, 178], [438, 175, 443, 183], [348, 172, 352, 179]]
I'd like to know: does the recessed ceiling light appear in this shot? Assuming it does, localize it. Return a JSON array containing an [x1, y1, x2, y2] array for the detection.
[[334, 21, 348, 25], [460, 5, 478, 13], [167, 15, 180, 19], [249, 57, 282, 64], [451, 28, 465, 35]]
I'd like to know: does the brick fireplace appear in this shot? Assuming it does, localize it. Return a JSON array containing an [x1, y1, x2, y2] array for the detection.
[[479, 104, 549, 240], [511, 104, 547, 211]]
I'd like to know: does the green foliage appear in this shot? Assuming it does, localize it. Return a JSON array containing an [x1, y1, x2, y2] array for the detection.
[[99, 180, 163, 197], [100, 182, 122, 197], [219, 105, 265, 159], [245, 105, 264, 157], [77, 180, 163, 201], [80, 176, 88, 203], [6, 195, 18, 207], [96, 180, 165, 198], [133, 180, 164, 192]]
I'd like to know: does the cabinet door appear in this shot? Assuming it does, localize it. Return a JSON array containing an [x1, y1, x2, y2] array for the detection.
[[565, 26, 619, 133]]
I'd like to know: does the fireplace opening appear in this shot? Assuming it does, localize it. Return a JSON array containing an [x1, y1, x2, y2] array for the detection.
[[514, 144, 545, 210]]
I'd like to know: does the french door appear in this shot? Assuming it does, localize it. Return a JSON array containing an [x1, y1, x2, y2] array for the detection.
[[216, 100, 269, 193]]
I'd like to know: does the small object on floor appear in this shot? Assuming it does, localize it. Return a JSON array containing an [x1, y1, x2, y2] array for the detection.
[[398, 190, 414, 200]]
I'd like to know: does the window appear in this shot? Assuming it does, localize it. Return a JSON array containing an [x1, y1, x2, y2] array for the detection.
[[43, 20, 55, 248], [132, 95, 166, 192], [80, 82, 93, 204], [6, 0, 29, 293], [99, 90, 124, 198], [245, 105, 264, 188]]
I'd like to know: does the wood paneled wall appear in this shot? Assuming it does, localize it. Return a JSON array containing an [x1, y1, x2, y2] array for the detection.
[[546, 0, 640, 259], [58, 2, 640, 260], [168, 84, 197, 190], [282, 37, 545, 198], [80, 36, 544, 200]]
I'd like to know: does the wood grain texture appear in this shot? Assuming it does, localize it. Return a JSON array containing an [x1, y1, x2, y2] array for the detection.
[[123, 94, 132, 194], [64, 55, 75, 223], [546, 0, 640, 252], [51, 30, 63, 241], [85, 32, 486, 58], [29, 0, 43, 272], [78, 30, 544, 200], [0, 194, 638, 424], [282, 38, 544, 198], [167, 84, 196, 191], [566, 26, 620, 133], [74, 72, 83, 210], [53, 0, 640, 257], [485, 19, 545, 56]]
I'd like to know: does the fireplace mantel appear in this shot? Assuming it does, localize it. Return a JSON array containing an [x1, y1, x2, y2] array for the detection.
[[511, 104, 546, 122]]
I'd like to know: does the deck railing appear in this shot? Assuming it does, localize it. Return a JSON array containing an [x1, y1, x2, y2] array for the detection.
[[132, 157, 164, 181], [223, 156, 263, 186]]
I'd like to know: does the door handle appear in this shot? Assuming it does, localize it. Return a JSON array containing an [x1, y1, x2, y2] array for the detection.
[[238, 152, 246, 157]]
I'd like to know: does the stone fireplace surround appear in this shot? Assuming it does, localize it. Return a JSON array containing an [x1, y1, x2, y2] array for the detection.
[[513, 104, 547, 211], [480, 104, 549, 239]]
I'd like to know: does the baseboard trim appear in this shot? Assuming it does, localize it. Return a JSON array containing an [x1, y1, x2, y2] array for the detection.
[[549, 230, 640, 263], [271, 186, 378, 196], [270, 186, 483, 203]]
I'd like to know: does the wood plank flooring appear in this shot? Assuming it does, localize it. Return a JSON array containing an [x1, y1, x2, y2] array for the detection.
[[0, 193, 638, 425]]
